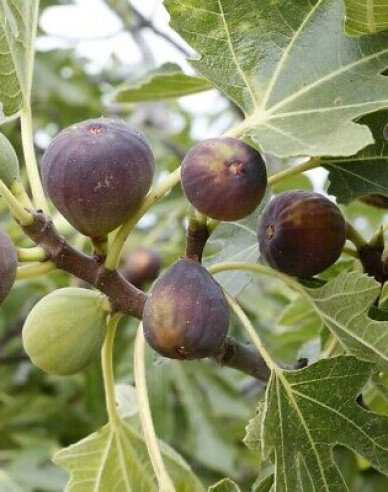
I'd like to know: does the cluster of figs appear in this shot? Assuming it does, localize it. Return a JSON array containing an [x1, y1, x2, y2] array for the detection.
[[0, 118, 347, 376]]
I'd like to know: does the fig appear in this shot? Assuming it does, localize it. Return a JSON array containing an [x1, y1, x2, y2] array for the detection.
[[181, 137, 267, 221], [0, 132, 20, 187], [0, 226, 17, 304], [22, 288, 109, 375], [143, 258, 229, 359], [41, 118, 155, 238], [123, 248, 161, 289], [360, 194, 388, 209], [257, 190, 346, 277]]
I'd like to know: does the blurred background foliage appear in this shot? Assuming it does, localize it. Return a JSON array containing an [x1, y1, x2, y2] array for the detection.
[[1, 1, 388, 490]]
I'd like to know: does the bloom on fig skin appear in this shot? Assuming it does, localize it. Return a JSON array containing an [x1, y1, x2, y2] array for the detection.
[[181, 137, 267, 221], [0, 226, 17, 305], [143, 258, 229, 360], [257, 190, 346, 277], [41, 118, 155, 238]]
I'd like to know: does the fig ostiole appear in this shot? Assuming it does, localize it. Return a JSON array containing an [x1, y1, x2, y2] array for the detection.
[[0, 226, 17, 305], [41, 118, 155, 238], [0, 132, 20, 187], [257, 190, 346, 278], [22, 288, 110, 375], [181, 137, 267, 221], [143, 258, 229, 360]]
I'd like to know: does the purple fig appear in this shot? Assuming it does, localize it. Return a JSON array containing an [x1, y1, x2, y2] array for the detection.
[[181, 137, 267, 221], [143, 258, 229, 359], [123, 248, 162, 289], [0, 226, 17, 304], [41, 118, 155, 238], [258, 191, 346, 277]]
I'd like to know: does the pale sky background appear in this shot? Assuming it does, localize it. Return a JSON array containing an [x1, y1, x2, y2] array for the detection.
[[37, 0, 328, 192]]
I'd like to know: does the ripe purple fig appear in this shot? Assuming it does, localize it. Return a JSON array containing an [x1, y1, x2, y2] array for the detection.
[[41, 118, 155, 238], [123, 248, 162, 289], [257, 191, 346, 277], [143, 258, 229, 359], [0, 226, 17, 304], [181, 137, 267, 221]]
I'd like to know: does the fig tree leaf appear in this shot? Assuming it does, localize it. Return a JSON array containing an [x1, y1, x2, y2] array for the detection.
[[262, 356, 388, 491], [303, 272, 388, 369], [204, 204, 265, 296], [208, 478, 241, 491], [0, 1, 39, 118], [112, 63, 213, 102], [166, 0, 388, 158], [344, 0, 388, 36], [53, 416, 204, 492], [325, 111, 388, 203]]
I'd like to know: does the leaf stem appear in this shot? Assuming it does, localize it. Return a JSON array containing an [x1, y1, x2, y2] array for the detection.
[[134, 325, 175, 492], [209, 261, 301, 292], [225, 293, 276, 371], [102, 314, 122, 426], [0, 179, 34, 225], [16, 261, 55, 279], [105, 167, 181, 270], [20, 105, 49, 214], [346, 222, 367, 249], [268, 157, 321, 186], [17, 246, 47, 262]]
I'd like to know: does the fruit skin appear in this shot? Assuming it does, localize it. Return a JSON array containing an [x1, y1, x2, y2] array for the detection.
[[22, 288, 108, 375], [0, 226, 17, 305], [360, 194, 388, 209], [181, 137, 267, 221], [41, 118, 155, 238], [0, 132, 20, 187], [123, 248, 161, 289], [143, 258, 229, 359], [257, 190, 346, 277]]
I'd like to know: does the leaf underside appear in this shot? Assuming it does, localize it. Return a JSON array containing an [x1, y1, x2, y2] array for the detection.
[[166, 0, 388, 158], [262, 356, 388, 491], [304, 272, 388, 370], [53, 417, 203, 492], [344, 0, 388, 36], [0, 0, 38, 118]]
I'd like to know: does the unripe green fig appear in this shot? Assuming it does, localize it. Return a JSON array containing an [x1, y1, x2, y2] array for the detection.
[[0, 226, 17, 305], [123, 248, 162, 289], [41, 118, 155, 238], [22, 288, 109, 375], [0, 132, 20, 187], [143, 258, 229, 359], [181, 137, 267, 221], [257, 190, 346, 277]]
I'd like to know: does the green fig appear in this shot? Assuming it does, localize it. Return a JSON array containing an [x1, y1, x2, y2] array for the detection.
[[0, 226, 17, 305], [0, 132, 20, 187], [22, 288, 109, 375]]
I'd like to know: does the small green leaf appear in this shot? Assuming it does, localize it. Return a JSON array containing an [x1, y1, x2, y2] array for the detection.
[[166, 0, 388, 158], [344, 0, 388, 36], [325, 112, 388, 203], [53, 417, 204, 491], [112, 63, 213, 103], [262, 356, 388, 491], [244, 401, 265, 452], [303, 272, 388, 369], [0, 1, 39, 118]]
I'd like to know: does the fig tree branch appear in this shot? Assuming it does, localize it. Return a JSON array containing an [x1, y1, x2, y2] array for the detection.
[[21, 212, 276, 381]]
